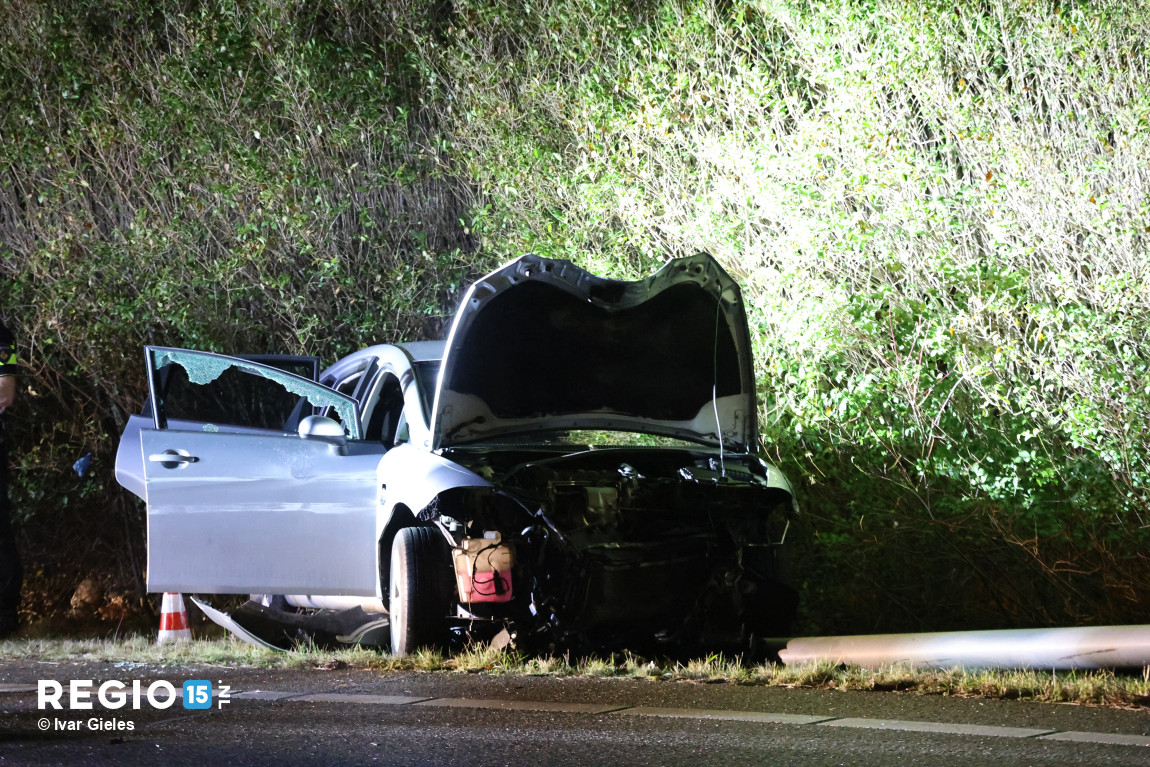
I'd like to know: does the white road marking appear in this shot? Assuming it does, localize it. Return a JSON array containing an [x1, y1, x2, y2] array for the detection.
[[819, 717, 1054, 738], [0, 684, 39, 693], [415, 697, 626, 714], [1039, 731, 1150, 747], [297, 693, 430, 705], [620, 707, 833, 725], [231, 690, 301, 701]]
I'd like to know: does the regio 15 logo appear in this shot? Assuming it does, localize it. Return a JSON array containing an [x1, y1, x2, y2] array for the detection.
[[38, 679, 231, 710]]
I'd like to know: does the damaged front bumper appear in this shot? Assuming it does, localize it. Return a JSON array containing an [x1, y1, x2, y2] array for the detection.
[[427, 446, 800, 656]]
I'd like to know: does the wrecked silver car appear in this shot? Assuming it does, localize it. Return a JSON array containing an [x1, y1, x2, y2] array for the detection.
[[115, 254, 799, 656]]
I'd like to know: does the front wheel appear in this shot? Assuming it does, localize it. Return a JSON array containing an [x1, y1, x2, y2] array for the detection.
[[389, 526, 453, 655]]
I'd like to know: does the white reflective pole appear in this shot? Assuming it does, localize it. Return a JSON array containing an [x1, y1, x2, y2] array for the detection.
[[778, 625, 1150, 670]]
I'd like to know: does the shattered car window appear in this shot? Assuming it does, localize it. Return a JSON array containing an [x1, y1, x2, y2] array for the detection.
[[156, 363, 304, 433], [151, 349, 361, 438]]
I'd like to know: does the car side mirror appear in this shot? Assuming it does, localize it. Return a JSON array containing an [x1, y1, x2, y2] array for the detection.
[[298, 415, 348, 447]]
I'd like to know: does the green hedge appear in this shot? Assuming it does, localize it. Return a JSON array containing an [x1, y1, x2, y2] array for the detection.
[[2, 0, 1147, 631], [425, 0, 1150, 630]]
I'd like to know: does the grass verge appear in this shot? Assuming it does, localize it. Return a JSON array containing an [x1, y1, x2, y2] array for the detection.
[[3, 636, 1148, 709]]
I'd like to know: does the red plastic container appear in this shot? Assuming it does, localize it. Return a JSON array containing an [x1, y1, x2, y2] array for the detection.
[[456, 570, 513, 603], [453, 532, 515, 603]]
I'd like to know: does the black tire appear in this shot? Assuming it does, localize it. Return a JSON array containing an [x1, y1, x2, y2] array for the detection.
[[389, 526, 453, 655]]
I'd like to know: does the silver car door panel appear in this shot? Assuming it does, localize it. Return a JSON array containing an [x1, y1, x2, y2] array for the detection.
[[142, 429, 384, 595], [118, 415, 310, 501]]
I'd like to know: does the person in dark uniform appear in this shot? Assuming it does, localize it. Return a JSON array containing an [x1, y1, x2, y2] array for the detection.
[[0, 318, 20, 637]]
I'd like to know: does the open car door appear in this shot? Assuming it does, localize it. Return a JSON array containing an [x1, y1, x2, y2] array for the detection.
[[140, 347, 384, 596]]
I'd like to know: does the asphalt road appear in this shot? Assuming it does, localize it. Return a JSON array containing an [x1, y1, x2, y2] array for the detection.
[[2, 660, 1148, 766]]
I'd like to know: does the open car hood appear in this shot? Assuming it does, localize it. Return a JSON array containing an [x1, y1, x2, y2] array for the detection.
[[432, 254, 758, 451]]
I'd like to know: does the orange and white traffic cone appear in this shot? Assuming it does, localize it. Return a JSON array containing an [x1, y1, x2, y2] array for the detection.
[[157, 592, 192, 644]]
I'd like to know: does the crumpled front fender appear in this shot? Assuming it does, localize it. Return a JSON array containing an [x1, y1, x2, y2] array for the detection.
[[375, 444, 494, 593]]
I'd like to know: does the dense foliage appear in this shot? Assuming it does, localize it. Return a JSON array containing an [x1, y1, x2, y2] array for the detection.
[[1, 0, 1147, 632]]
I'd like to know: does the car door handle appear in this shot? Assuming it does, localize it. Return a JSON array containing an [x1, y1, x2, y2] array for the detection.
[[148, 453, 199, 465]]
